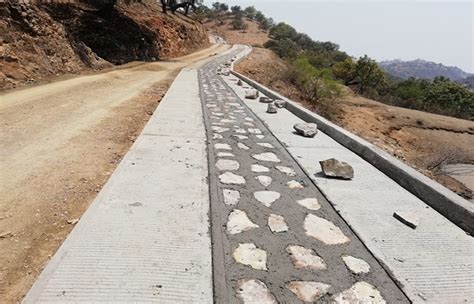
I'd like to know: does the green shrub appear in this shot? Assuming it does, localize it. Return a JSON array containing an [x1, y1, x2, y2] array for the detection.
[[287, 57, 343, 119], [231, 18, 247, 30], [264, 38, 300, 59], [423, 77, 474, 119]]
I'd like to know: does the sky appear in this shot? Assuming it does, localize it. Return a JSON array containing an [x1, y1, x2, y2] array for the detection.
[[203, 0, 474, 73]]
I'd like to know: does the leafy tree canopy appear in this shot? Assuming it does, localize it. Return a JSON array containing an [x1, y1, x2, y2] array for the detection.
[[243, 6, 257, 19]]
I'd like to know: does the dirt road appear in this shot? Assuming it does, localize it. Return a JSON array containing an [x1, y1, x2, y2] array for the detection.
[[0, 43, 229, 303]]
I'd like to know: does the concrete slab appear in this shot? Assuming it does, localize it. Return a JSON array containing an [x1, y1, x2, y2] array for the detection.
[[225, 59, 474, 303], [23, 69, 213, 303]]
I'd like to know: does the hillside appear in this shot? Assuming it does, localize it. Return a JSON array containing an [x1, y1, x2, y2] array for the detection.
[[205, 17, 269, 47], [379, 59, 472, 81], [0, 1, 209, 90]]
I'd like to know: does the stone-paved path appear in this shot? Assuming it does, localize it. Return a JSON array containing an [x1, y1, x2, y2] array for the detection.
[[199, 47, 409, 303]]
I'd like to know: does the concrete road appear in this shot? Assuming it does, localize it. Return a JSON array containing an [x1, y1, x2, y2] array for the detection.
[[22, 45, 473, 303]]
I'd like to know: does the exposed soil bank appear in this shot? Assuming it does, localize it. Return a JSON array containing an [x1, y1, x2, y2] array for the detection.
[[0, 1, 209, 90]]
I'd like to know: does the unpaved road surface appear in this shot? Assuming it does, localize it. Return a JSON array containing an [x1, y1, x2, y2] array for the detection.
[[0, 43, 229, 303]]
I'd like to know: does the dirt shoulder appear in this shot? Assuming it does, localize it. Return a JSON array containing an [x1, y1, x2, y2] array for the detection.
[[0, 43, 229, 303], [236, 47, 474, 200]]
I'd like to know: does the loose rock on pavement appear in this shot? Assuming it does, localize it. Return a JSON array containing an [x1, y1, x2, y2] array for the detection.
[[274, 100, 286, 108], [245, 89, 259, 99], [266, 103, 278, 114], [319, 158, 354, 180], [294, 123, 318, 138], [259, 97, 273, 103]]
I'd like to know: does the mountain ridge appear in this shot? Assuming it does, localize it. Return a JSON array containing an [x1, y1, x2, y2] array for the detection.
[[379, 59, 472, 81]]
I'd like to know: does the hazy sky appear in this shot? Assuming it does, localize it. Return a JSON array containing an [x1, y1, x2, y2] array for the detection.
[[204, 0, 474, 72]]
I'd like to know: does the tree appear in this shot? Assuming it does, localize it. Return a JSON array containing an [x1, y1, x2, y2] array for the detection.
[[243, 6, 257, 19], [354, 55, 386, 94], [258, 18, 271, 31], [194, 4, 210, 22], [212, 2, 221, 10], [160, 0, 167, 14], [219, 3, 228, 12], [269, 22, 298, 41], [424, 76, 474, 118], [255, 11, 266, 23], [331, 58, 356, 85], [231, 5, 241, 14], [232, 18, 247, 30], [231, 5, 243, 18], [264, 38, 300, 59], [395, 77, 429, 101]]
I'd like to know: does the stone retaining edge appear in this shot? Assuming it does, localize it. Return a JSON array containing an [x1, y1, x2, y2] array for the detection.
[[229, 47, 473, 234]]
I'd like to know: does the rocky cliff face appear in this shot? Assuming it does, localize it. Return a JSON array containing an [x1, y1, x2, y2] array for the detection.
[[0, 1, 209, 90]]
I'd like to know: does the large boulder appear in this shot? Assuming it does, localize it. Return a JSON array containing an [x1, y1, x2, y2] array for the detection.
[[319, 158, 354, 180], [294, 123, 318, 138]]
